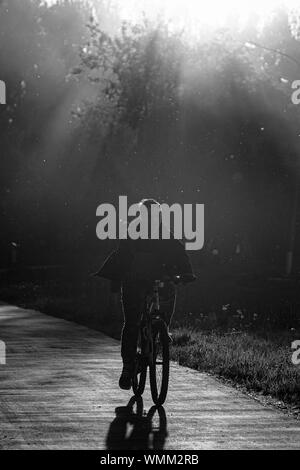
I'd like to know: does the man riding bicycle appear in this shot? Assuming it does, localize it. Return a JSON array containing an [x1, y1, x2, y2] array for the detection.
[[95, 199, 195, 390]]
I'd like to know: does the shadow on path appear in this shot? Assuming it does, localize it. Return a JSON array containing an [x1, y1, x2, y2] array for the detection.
[[106, 396, 168, 450]]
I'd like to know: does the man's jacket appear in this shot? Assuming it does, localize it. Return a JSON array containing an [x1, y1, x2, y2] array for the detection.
[[95, 234, 194, 282]]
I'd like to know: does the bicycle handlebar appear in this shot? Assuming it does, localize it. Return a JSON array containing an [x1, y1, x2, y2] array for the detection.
[[157, 273, 196, 285]]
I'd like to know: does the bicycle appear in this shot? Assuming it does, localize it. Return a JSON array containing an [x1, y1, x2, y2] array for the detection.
[[132, 275, 181, 406]]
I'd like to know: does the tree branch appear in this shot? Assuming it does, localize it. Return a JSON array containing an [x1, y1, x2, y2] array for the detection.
[[244, 40, 300, 70]]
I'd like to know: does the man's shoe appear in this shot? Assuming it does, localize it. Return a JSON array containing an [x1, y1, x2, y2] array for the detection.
[[119, 364, 133, 390]]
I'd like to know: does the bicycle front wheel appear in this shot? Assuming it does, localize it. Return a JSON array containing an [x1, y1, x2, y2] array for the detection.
[[149, 319, 170, 405]]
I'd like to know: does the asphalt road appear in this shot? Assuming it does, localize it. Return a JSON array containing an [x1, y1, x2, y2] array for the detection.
[[0, 303, 299, 450]]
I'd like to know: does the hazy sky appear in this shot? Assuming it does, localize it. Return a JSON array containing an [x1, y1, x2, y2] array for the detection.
[[44, 0, 300, 32]]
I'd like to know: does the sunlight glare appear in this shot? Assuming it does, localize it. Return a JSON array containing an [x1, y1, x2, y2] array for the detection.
[[115, 0, 300, 33]]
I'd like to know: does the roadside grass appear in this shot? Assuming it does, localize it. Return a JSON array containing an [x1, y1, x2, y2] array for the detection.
[[170, 328, 300, 407]]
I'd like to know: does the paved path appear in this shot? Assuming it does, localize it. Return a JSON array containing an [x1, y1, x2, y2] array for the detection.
[[0, 303, 299, 450]]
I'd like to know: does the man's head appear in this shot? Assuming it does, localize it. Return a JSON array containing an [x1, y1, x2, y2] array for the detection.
[[138, 198, 162, 237], [139, 198, 161, 211]]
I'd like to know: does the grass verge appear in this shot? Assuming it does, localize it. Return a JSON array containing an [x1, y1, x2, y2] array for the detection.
[[170, 328, 300, 409]]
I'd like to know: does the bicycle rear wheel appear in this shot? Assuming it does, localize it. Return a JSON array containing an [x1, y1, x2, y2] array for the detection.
[[149, 319, 170, 405], [132, 330, 148, 396]]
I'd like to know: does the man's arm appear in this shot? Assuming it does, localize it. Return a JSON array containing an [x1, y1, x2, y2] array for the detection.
[[168, 239, 196, 282], [94, 239, 133, 281]]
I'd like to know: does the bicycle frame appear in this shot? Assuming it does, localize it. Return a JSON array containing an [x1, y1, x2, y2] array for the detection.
[[133, 278, 177, 404], [140, 281, 165, 362], [148, 280, 164, 315]]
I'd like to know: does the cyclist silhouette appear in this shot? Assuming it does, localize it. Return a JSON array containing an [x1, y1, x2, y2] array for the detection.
[[95, 199, 195, 389]]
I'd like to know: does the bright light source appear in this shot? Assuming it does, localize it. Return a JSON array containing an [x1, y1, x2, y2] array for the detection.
[[114, 0, 300, 33]]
